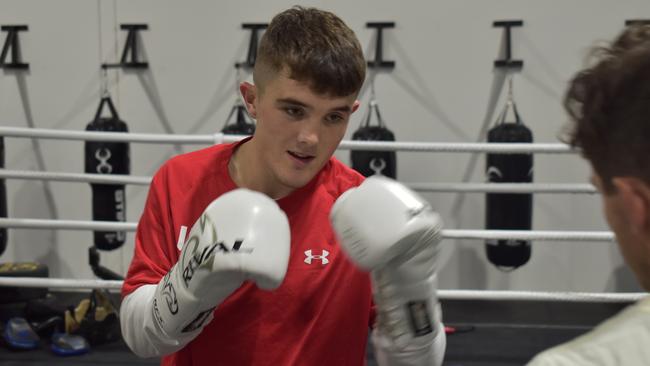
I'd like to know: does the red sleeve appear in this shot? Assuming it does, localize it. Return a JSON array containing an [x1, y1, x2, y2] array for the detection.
[[121, 164, 177, 298]]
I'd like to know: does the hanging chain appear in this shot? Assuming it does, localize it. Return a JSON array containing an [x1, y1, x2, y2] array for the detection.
[[506, 73, 515, 111], [101, 67, 109, 98], [234, 66, 245, 106]]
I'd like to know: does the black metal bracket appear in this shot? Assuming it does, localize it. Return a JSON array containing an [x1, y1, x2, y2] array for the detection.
[[626, 19, 650, 26], [89, 246, 124, 280], [0, 25, 29, 70], [493, 20, 523, 69], [366, 22, 395, 69], [235, 23, 268, 69], [102, 24, 149, 69]]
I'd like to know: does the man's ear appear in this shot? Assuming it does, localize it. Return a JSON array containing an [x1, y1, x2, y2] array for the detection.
[[240, 82, 257, 118], [612, 177, 650, 234], [351, 100, 361, 114]]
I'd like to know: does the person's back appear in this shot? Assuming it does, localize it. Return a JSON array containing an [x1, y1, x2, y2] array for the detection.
[[528, 24, 650, 366], [529, 297, 650, 365]]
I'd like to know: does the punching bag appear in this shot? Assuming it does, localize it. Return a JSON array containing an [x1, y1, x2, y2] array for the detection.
[[221, 104, 255, 135], [485, 105, 533, 270], [351, 101, 396, 178], [0, 137, 6, 257], [85, 96, 130, 251]]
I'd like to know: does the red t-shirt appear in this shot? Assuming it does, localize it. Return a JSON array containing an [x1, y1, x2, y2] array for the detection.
[[122, 139, 374, 365]]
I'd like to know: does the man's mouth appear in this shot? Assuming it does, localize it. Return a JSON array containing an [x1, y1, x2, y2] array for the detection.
[[288, 151, 315, 163]]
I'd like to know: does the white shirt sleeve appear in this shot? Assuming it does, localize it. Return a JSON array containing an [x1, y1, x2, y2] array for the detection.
[[120, 284, 204, 358]]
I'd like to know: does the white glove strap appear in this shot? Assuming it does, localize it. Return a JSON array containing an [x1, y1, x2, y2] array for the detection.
[[372, 271, 441, 350], [373, 303, 446, 366]]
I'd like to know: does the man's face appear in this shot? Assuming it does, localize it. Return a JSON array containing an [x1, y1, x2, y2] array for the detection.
[[591, 172, 649, 289], [242, 72, 359, 195]]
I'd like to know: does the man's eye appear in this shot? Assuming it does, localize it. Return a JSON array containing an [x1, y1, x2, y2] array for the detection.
[[325, 114, 344, 123], [285, 107, 304, 117]]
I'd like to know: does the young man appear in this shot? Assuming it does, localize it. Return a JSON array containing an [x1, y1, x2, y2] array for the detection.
[[120, 6, 446, 366], [528, 24, 650, 365]]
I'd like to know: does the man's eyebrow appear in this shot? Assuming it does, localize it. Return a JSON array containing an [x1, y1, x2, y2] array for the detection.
[[275, 98, 351, 113], [276, 98, 309, 108], [330, 105, 352, 113]]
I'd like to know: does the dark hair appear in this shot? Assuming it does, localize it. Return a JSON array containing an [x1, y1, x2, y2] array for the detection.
[[564, 25, 650, 191], [254, 6, 366, 97]]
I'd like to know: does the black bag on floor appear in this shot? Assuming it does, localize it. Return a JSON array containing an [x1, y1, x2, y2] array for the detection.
[[0, 262, 49, 304]]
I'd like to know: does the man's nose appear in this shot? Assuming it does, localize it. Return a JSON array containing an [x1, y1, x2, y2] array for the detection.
[[297, 119, 320, 146]]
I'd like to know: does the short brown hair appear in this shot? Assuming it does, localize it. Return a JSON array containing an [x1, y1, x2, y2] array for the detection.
[[254, 6, 366, 97], [564, 25, 650, 191]]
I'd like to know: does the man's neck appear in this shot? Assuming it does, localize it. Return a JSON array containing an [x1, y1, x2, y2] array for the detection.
[[228, 139, 293, 200]]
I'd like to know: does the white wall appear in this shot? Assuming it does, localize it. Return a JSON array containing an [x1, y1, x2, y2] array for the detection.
[[1, 0, 647, 293]]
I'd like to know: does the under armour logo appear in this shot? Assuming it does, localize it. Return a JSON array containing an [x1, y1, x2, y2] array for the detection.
[[304, 250, 329, 265], [95, 148, 113, 174]]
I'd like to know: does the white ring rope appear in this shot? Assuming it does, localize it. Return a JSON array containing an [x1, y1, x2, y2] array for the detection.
[[0, 218, 614, 241], [0, 277, 123, 290], [0, 126, 238, 145], [444, 229, 614, 241], [0, 126, 574, 154], [0, 169, 151, 185], [0, 169, 596, 194], [0, 277, 643, 303], [438, 290, 646, 303], [337, 140, 573, 154], [409, 182, 597, 194], [0, 218, 138, 231]]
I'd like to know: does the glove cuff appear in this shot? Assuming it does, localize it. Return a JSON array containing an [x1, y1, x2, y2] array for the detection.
[[372, 271, 440, 350]]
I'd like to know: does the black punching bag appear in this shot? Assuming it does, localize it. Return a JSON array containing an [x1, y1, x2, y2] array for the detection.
[[221, 104, 255, 135], [351, 101, 396, 178], [0, 137, 6, 257], [85, 96, 130, 251], [485, 106, 533, 270]]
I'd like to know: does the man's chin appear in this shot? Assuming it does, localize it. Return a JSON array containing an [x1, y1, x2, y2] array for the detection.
[[282, 171, 317, 190]]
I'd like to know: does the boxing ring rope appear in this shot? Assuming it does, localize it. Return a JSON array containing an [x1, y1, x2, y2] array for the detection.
[[0, 169, 151, 185], [0, 169, 597, 194], [0, 277, 644, 303], [0, 218, 615, 242], [438, 290, 646, 303], [0, 126, 574, 153], [0, 126, 224, 144], [2, 127, 631, 305], [408, 182, 596, 194]]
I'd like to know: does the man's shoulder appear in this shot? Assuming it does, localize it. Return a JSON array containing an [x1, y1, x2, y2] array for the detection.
[[528, 297, 650, 365], [322, 156, 365, 192], [165, 144, 229, 170], [152, 143, 232, 188]]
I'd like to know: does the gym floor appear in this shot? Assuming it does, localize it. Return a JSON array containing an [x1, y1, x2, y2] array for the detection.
[[0, 294, 629, 366]]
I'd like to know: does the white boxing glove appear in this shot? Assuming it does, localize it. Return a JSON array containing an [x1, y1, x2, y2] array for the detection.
[[331, 176, 445, 365], [122, 189, 290, 357]]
